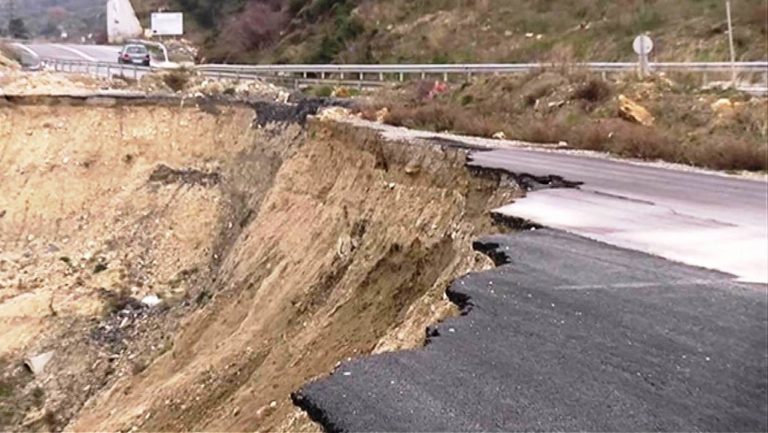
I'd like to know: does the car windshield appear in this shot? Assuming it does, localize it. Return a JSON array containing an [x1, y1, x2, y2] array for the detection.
[[126, 46, 147, 54]]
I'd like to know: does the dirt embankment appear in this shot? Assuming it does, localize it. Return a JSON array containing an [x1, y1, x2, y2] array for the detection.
[[0, 98, 519, 431]]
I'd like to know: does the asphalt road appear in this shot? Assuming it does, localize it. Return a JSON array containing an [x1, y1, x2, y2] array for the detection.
[[469, 148, 768, 283], [14, 42, 121, 63], [295, 229, 768, 432], [12, 42, 154, 80], [354, 119, 768, 284]]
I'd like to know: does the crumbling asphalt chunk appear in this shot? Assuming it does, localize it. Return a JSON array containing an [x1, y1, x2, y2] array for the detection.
[[195, 97, 222, 116], [148, 164, 220, 187], [466, 156, 583, 191], [470, 240, 510, 266], [489, 212, 542, 232], [513, 172, 582, 191], [251, 98, 352, 127]]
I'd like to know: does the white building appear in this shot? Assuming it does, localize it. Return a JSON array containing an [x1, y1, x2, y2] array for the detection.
[[106, 0, 143, 43]]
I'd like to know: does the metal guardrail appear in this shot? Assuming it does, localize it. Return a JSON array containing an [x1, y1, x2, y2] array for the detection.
[[196, 61, 768, 75], [190, 61, 768, 92], [40, 57, 768, 92], [43, 59, 153, 79]]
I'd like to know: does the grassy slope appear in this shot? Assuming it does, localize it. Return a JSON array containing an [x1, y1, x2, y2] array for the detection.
[[133, 0, 768, 63]]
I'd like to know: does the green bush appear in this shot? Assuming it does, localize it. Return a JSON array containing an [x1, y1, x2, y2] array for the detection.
[[304, 1, 364, 63]]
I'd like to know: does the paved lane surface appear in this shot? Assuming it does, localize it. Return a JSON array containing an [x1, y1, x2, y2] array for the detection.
[[469, 148, 768, 283], [295, 229, 768, 432], [349, 119, 768, 283], [15, 43, 121, 63]]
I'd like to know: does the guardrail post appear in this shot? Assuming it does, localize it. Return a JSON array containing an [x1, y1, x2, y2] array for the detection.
[[107, 64, 111, 78], [443, 72, 448, 82], [399, 72, 404, 82], [321, 72, 326, 80], [421, 72, 426, 80], [379, 72, 384, 81], [133, 65, 138, 80]]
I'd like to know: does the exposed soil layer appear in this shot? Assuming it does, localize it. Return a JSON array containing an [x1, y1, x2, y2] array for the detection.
[[0, 98, 519, 431]]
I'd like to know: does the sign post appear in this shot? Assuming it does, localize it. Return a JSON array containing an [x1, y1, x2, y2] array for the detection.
[[633, 34, 654, 78], [726, 1, 737, 87]]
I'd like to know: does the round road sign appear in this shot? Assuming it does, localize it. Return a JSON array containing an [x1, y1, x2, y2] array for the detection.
[[633, 35, 654, 55]]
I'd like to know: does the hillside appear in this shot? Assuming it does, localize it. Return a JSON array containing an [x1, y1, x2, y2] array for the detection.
[[133, 0, 768, 63]]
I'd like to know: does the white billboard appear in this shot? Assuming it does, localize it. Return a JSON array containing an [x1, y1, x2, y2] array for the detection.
[[151, 12, 184, 36]]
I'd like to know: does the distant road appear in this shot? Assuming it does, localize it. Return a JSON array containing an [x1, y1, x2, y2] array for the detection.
[[14, 42, 120, 64]]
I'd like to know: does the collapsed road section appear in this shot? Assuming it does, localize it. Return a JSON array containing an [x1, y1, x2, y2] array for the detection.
[[291, 119, 767, 432], [350, 118, 768, 284], [294, 229, 768, 432], [1, 90, 766, 433], [0, 94, 519, 432], [469, 148, 768, 284]]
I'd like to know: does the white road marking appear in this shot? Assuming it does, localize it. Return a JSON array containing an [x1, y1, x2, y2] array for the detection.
[[10, 43, 39, 59], [53, 44, 97, 62], [554, 280, 727, 291]]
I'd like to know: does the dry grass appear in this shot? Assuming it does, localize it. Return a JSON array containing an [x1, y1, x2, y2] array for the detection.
[[162, 68, 193, 92], [384, 104, 507, 138], [571, 79, 612, 104]]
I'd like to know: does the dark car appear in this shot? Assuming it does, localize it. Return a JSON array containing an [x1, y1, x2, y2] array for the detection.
[[118, 44, 151, 66]]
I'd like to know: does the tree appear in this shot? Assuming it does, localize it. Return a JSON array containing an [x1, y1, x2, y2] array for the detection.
[[8, 17, 29, 39]]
